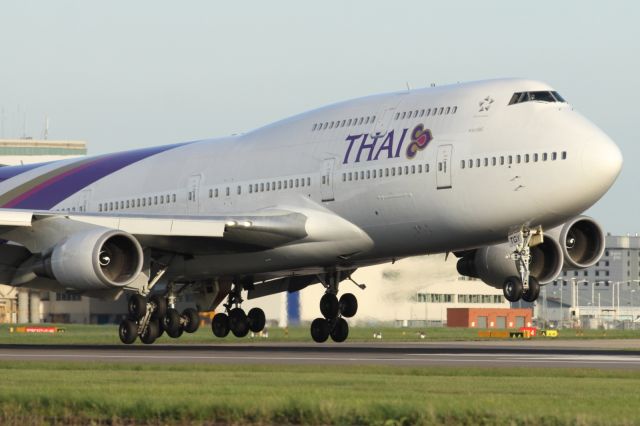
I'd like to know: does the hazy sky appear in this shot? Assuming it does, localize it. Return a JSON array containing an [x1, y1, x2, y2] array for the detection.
[[0, 1, 638, 234]]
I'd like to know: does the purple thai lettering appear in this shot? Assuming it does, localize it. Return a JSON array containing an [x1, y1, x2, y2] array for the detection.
[[373, 130, 395, 161], [394, 128, 409, 158], [343, 134, 363, 164], [356, 133, 383, 162]]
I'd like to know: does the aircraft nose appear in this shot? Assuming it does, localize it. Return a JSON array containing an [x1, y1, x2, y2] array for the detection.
[[581, 132, 623, 195]]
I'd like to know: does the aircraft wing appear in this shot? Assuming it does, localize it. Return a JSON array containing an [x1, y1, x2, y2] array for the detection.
[[0, 205, 372, 256]]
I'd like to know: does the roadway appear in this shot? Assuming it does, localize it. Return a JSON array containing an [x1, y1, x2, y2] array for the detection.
[[1, 341, 640, 368]]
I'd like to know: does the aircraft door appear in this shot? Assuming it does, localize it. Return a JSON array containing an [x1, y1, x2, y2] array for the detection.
[[187, 174, 201, 213], [436, 145, 453, 190], [320, 158, 335, 202]]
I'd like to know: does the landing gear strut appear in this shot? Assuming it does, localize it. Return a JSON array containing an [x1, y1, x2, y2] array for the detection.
[[310, 272, 360, 343], [211, 281, 266, 339], [504, 226, 543, 302]]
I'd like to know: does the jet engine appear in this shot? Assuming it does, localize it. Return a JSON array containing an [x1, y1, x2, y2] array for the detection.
[[456, 237, 564, 289], [548, 216, 605, 270], [36, 228, 143, 291]]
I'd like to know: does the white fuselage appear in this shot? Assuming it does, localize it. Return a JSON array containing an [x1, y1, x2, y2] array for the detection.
[[0, 79, 622, 282]]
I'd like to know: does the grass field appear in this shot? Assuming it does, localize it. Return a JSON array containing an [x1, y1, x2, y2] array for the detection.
[[0, 323, 639, 345], [0, 362, 638, 425]]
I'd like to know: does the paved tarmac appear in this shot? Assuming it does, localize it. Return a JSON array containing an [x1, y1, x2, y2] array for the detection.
[[1, 340, 640, 368]]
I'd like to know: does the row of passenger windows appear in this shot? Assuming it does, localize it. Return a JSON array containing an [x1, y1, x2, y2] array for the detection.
[[415, 293, 503, 304], [395, 106, 457, 120], [312, 115, 376, 131], [460, 151, 567, 169], [342, 163, 430, 182], [209, 176, 312, 198], [98, 193, 177, 212]]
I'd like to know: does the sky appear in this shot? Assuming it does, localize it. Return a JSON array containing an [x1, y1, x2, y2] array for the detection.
[[0, 1, 638, 234]]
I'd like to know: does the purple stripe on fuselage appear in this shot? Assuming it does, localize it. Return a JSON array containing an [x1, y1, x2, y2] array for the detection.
[[0, 162, 52, 182], [5, 142, 189, 210]]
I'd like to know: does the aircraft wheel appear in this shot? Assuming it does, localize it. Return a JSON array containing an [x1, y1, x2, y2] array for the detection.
[[140, 319, 160, 344], [503, 276, 524, 302], [310, 318, 330, 343], [183, 308, 200, 333], [229, 308, 249, 338], [339, 293, 358, 318], [522, 277, 541, 303], [212, 313, 230, 338], [128, 294, 147, 320], [330, 317, 349, 343], [247, 307, 266, 333], [320, 293, 339, 319], [150, 294, 167, 320], [119, 318, 138, 344], [164, 308, 183, 338]]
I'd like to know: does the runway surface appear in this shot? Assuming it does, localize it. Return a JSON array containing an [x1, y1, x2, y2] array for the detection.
[[2, 341, 640, 368]]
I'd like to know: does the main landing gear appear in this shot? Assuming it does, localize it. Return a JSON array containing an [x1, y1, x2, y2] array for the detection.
[[502, 226, 542, 303], [310, 273, 361, 343], [211, 282, 266, 339], [119, 289, 201, 345]]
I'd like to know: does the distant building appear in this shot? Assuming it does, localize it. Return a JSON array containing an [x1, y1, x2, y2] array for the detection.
[[533, 234, 640, 328]]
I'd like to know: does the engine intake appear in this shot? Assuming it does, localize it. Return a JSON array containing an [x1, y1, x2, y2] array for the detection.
[[38, 228, 143, 290], [551, 216, 605, 270]]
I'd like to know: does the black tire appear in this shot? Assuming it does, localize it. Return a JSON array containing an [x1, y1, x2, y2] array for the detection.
[[118, 318, 138, 344], [320, 293, 339, 319], [150, 294, 167, 320], [128, 294, 147, 320], [164, 308, 183, 338], [310, 318, 330, 343], [212, 313, 230, 338], [330, 317, 349, 343], [183, 308, 200, 333], [503, 276, 524, 302], [339, 293, 358, 318], [522, 277, 541, 303], [247, 307, 266, 333], [229, 308, 249, 338], [140, 320, 160, 344]]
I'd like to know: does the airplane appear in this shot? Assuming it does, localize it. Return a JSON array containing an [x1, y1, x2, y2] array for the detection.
[[0, 78, 622, 344]]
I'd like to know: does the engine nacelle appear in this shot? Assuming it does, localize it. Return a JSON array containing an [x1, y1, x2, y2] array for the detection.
[[457, 237, 564, 289], [547, 216, 605, 270], [38, 228, 143, 291]]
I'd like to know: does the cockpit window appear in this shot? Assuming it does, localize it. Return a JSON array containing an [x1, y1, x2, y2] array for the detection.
[[508, 91, 567, 105]]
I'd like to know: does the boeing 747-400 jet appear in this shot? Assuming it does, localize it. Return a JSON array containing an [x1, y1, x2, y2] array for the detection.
[[0, 78, 622, 343]]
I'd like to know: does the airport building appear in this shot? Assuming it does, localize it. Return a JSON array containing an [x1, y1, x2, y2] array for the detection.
[[0, 138, 88, 323], [532, 234, 640, 329]]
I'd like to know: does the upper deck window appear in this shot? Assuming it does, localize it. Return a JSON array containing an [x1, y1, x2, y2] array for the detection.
[[509, 91, 567, 105]]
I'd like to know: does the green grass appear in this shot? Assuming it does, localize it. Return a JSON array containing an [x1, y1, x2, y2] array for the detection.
[[0, 362, 638, 425], [0, 323, 639, 346]]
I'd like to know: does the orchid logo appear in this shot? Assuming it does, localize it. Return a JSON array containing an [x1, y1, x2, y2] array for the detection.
[[406, 124, 432, 159]]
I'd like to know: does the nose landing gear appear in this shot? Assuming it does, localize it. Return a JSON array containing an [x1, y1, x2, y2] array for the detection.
[[504, 226, 544, 303]]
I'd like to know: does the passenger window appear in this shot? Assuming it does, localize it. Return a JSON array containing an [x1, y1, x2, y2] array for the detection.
[[385, 168, 389, 177], [249, 185, 253, 194], [534, 153, 539, 162], [215, 188, 219, 197], [237, 186, 241, 195], [561, 151, 567, 160], [295, 179, 299, 187], [516, 155, 521, 164], [153, 197, 157, 205], [266, 182, 270, 191], [439, 107, 444, 114], [475, 159, 480, 168], [492, 157, 497, 166], [398, 167, 402, 176], [404, 166, 409, 174], [366, 170, 371, 179], [543, 153, 548, 161], [452, 106, 457, 113], [438, 163, 443, 172], [348, 119, 353, 125], [260, 183, 264, 192], [418, 164, 423, 173], [226, 187, 230, 196], [307, 177, 311, 185], [401, 112, 406, 119], [446, 107, 451, 114], [508, 156, 513, 165], [420, 109, 425, 117], [354, 172, 358, 181], [500, 156, 505, 165], [411, 165, 415, 174], [284, 181, 288, 189], [372, 170, 377, 178], [552, 152, 557, 160], [348, 172, 352, 181], [278, 181, 282, 190], [461, 160, 465, 169], [312, 124, 317, 131], [126, 200, 130, 208], [525, 154, 530, 163], [391, 168, 396, 177], [358, 117, 364, 125], [341, 120, 346, 127], [209, 189, 213, 198], [425, 164, 429, 173], [371, 116, 376, 123], [468, 159, 473, 168], [484, 158, 488, 167]]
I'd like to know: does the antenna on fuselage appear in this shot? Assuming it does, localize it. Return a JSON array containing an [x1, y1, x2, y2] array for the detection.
[[405, 82, 411, 92]]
